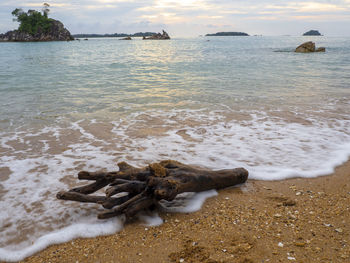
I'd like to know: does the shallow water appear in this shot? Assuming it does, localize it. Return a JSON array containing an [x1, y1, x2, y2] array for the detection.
[[0, 36, 350, 261]]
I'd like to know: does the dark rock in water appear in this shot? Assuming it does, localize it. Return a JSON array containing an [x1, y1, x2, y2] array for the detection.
[[315, 47, 326, 52], [295, 41, 315, 52], [143, 30, 170, 40], [120, 36, 132, 40], [0, 19, 74, 42], [303, 30, 322, 36], [295, 41, 325, 53], [205, 32, 249, 36], [84, 38, 88, 41]]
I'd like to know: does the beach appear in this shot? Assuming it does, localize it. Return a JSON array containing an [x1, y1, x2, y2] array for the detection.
[[20, 160, 350, 263]]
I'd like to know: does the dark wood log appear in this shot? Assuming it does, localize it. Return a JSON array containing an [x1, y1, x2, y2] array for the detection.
[[57, 160, 248, 219], [70, 179, 110, 195], [56, 191, 131, 208], [105, 181, 146, 197]]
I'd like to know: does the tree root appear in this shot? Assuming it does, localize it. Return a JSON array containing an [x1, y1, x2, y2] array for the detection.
[[57, 160, 248, 219]]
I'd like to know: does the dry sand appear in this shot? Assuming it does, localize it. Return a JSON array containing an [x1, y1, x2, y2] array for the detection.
[[19, 161, 350, 263]]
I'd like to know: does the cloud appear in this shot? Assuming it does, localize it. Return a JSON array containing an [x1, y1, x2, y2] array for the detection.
[[0, 0, 350, 36]]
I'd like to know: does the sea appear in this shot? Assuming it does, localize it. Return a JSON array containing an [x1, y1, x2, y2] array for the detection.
[[0, 36, 349, 261]]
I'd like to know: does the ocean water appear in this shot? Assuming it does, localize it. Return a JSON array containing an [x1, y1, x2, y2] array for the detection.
[[0, 36, 350, 261]]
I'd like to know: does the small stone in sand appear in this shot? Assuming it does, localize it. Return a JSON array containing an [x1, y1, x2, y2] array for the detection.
[[295, 242, 306, 247], [335, 228, 343, 233], [283, 199, 296, 206]]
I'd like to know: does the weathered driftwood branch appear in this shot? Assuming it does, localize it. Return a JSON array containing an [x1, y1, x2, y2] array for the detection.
[[57, 160, 248, 219]]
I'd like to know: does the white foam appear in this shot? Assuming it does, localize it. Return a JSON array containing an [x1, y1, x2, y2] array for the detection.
[[160, 190, 218, 213], [0, 217, 124, 262], [138, 212, 164, 227], [110, 109, 350, 181], [137, 190, 218, 226]]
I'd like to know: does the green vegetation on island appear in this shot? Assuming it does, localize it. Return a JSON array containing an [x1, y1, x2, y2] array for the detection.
[[11, 3, 52, 35], [206, 32, 249, 36], [0, 3, 73, 42], [303, 30, 322, 36]]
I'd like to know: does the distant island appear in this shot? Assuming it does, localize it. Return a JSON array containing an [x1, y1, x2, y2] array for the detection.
[[303, 30, 322, 36], [206, 32, 249, 36], [73, 32, 157, 38], [76, 30, 170, 40], [0, 3, 73, 42]]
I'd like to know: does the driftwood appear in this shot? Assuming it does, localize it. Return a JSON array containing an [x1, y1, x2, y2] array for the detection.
[[57, 160, 248, 219]]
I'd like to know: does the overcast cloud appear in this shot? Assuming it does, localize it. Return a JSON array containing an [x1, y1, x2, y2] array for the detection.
[[1, 0, 349, 36]]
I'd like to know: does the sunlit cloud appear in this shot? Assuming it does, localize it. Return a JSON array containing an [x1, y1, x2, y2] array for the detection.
[[152, 0, 211, 9], [265, 2, 347, 12], [0, 0, 350, 36], [96, 0, 138, 3], [290, 14, 350, 20], [219, 10, 249, 15], [85, 4, 117, 9], [292, 2, 346, 12], [197, 15, 223, 19]]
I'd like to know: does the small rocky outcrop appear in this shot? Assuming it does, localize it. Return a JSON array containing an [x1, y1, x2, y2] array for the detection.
[[315, 47, 325, 52], [143, 30, 170, 40], [0, 19, 74, 42], [303, 30, 322, 36], [120, 36, 132, 40], [295, 41, 325, 53]]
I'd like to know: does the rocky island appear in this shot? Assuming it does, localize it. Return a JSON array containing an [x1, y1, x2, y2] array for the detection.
[[206, 32, 249, 36], [142, 30, 170, 40], [0, 4, 73, 42], [303, 30, 322, 36]]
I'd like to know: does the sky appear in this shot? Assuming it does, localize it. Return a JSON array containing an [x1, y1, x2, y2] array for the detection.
[[1, 0, 350, 37]]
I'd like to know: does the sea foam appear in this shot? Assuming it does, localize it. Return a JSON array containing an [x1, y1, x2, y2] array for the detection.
[[0, 217, 124, 262]]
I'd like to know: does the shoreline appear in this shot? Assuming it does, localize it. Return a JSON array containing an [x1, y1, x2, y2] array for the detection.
[[13, 160, 350, 262]]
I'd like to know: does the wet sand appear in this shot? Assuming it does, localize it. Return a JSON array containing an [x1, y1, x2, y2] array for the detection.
[[20, 161, 350, 263]]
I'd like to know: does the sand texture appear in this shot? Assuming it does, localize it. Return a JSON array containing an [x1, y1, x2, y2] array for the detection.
[[18, 161, 350, 263]]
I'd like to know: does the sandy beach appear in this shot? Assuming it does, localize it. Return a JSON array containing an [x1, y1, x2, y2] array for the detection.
[[17, 160, 350, 263]]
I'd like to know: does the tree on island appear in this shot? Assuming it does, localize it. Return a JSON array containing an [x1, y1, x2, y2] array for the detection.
[[0, 3, 73, 41], [11, 3, 52, 35], [42, 3, 50, 17]]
